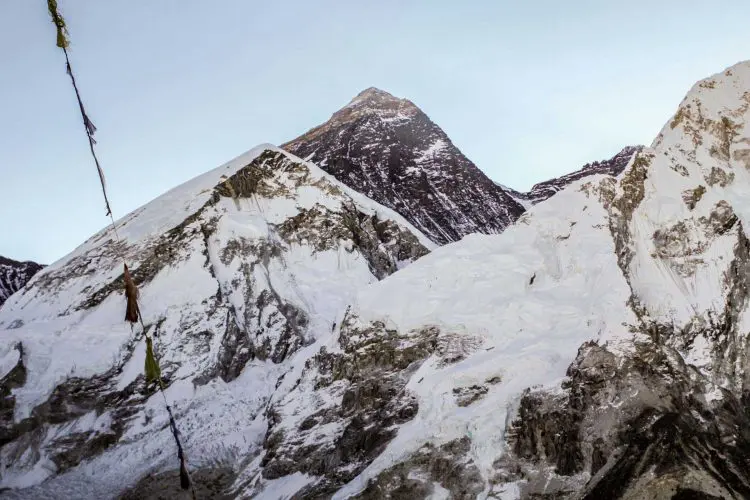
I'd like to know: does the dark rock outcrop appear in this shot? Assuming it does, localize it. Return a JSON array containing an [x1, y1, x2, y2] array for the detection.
[[503, 340, 750, 499], [353, 437, 484, 500], [283, 88, 644, 246], [0, 256, 44, 307], [249, 316, 440, 498], [119, 467, 236, 500]]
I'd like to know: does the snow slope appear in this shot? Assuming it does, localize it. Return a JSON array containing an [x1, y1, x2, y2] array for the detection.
[[4, 59, 750, 499], [355, 61, 750, 498], [333, 183, 639, 497], [0, 145, 431, 497], [248, 166, 638, 498]]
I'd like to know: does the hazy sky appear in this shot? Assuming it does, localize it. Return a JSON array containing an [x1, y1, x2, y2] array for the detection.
[[1, 1, 749, 264]]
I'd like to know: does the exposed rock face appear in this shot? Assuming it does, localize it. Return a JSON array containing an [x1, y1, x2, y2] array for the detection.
[[282, 88, 526, 244], [0, 256, 43, 308], [249, 316, 440, 498], [352, 437, 485, 500], [485, 64, 750, 498], [119, 467, 236, 500], [504, 340, 750, 499], [283, 87, 642, 246]]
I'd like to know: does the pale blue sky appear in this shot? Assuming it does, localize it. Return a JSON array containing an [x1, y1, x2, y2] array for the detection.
[[1, 1, 749, 263]]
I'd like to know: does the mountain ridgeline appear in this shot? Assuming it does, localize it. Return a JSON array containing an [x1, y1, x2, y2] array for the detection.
[[502, 145, 643, 207], [2, 61, 750, 499], [282, 87, 641, 245]]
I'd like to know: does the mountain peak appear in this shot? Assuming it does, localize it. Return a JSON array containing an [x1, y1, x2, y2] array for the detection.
[[282, 89, 525, 244], [339, 86, 417, 118], [353, 86, 394, 99]]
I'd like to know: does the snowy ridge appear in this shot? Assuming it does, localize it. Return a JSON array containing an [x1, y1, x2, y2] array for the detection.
[[4, 60, 750, 499], [335, 60, 750, 498], [256, 60, 750, 498], [0, 145, 430, 497], [307, 179, 636, 498]]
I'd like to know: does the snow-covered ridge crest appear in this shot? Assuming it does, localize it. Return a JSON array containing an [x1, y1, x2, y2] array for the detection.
[[502, 145, 643, 208], [0, 145, 431, 495], [621, 60, 750, 329]]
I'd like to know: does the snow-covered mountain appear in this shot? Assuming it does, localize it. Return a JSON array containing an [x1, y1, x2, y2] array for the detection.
[[501, 145, 643, 208], [252, 61, 750, 498], [0, 146, 432, 498], [282, 88, 526, 245], [4, 59, 750, 500], [0, 256, 43, 308]]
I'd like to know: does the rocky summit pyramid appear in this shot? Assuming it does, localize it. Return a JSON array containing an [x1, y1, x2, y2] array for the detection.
[[0, 256, 43, 308], [4, 60, 750, 499], [282, 87, 526, 245]]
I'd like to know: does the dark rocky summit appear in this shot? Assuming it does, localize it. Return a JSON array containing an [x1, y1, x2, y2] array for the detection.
[[282, 88, 526, 245]]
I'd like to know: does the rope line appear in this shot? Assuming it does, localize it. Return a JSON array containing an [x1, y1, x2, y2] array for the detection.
[[46, 2, 195, 496], [61, 45, 113, 217]]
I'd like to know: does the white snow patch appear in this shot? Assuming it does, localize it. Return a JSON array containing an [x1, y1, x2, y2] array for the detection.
[[0, 345, 20, 379]]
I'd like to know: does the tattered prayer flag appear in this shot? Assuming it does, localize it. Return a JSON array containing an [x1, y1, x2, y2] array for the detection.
[[123, 264, 139, 323], [144, 337, 161, 383]]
